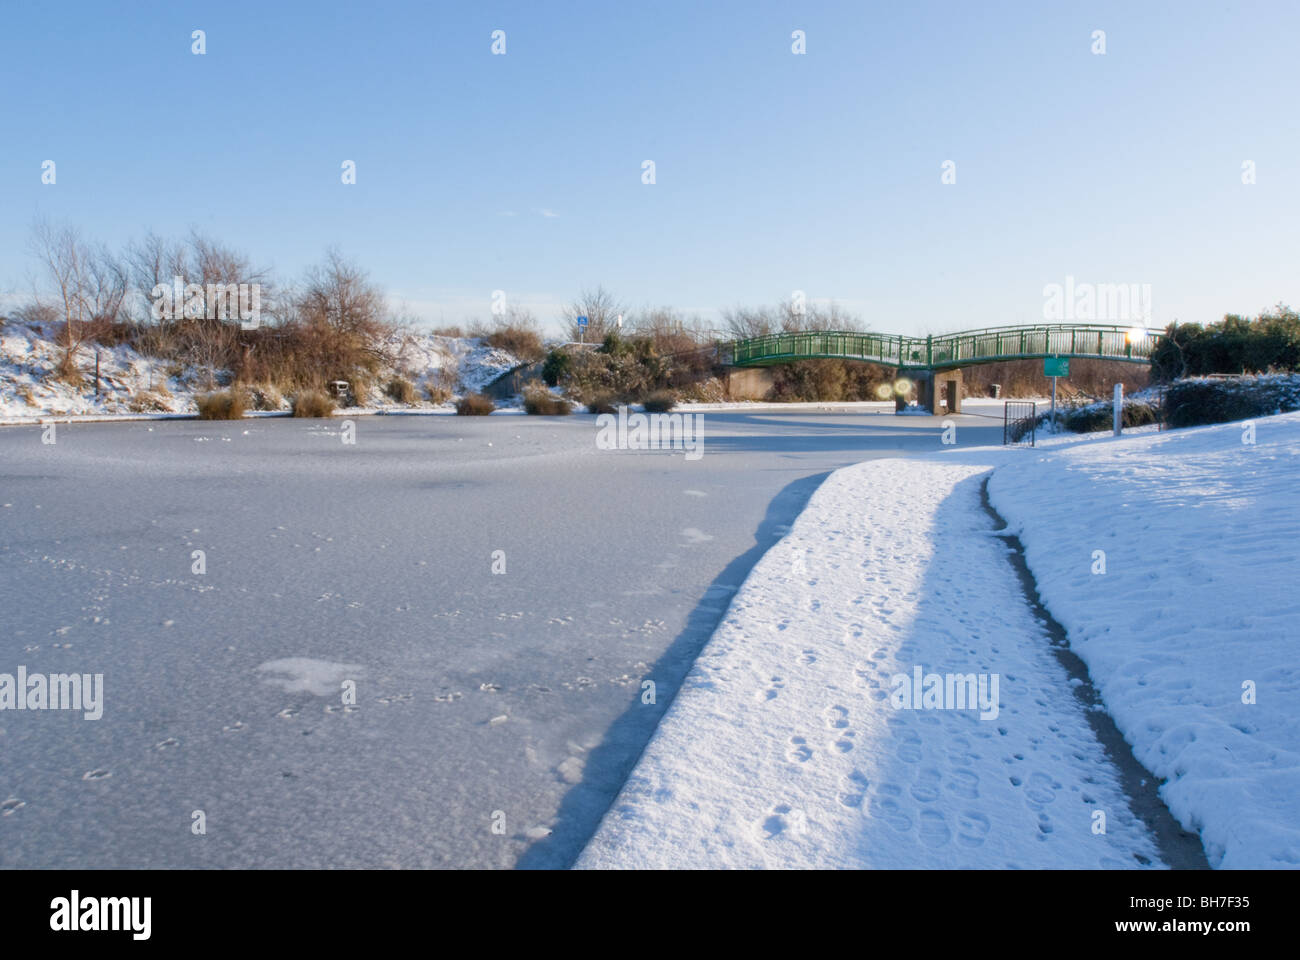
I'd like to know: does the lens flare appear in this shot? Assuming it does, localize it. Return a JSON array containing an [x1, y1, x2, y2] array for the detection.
[[1126, 326, 1148, 344], [874, 383, 894, 400], [893, 377, 913, 396]]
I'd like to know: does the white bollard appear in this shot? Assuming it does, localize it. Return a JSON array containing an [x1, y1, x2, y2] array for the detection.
[[1113, 383, 1124, 436]]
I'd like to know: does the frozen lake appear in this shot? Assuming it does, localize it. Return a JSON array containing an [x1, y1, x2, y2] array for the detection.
[[0, 409, 1006, 868]]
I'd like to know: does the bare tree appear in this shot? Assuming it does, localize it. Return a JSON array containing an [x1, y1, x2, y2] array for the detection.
[[126, 232, 185, 323], [85, 244, 128, 328], [295, 249, 394, 380], [28, 219, 93, 378], [299, 248, 387, 336], [722, 299, 866, 339], [721, 304, 778, 340], [629, 306, 708, 354], [563, 285, 626, 342], [782, 299, 864, 333]]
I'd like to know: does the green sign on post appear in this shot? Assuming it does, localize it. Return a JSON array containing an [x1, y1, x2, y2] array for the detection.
[[1044, 357, 1070, 377]]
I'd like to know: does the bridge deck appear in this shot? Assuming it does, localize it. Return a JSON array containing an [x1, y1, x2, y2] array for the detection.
[[720, 324, 1158, 370]]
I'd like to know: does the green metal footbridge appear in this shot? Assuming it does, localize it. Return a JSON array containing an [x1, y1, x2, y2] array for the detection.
[[718, 323, 1161, 371]]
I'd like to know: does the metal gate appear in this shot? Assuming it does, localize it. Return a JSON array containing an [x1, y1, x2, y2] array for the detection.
[[1003, 401, 1037, 446]]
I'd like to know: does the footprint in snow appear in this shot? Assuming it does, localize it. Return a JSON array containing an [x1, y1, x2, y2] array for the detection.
[[919, 809, 952, 847], [956, 811, 991, 847], [757, 804, 806, 840], [868, 785, 912, 832], [838, 772, 869, 809], [910, 767, 942, 804], [1023, 772, 1058, 806], [897, 732, 923, 763], [948, 768, 981, 799], [786, 737, 813, 763]]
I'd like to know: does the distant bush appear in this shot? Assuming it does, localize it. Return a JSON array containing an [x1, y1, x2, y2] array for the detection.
[[560, 337, 670, 404], [586, 395, 617, 415], [523, 383, 571, 415], [432, 325, 464, 338], [641, 390, 676, 413], [1164, 375, 1300, 428], [1033, 397, 1158, 434], [769, 359, 893, 402], [455, 392, 495, 415], [242, 383, 283, 411], [1029, 374, 1300, 434], [1151, 306, 1300, 380], [291, 389, 336, 418], [542, 349, 573, 387], [50, 355, 85, 389], [196, 389, 247, 420], [482, 323, 545, 363], [347, 377, 372, 407], [385, 377, 417, 403]]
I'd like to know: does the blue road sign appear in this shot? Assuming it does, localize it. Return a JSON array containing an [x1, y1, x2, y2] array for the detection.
[[576, 316, 588, 327]]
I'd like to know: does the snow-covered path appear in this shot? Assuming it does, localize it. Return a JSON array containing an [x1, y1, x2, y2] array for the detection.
[[579, 458, 1167, 868]]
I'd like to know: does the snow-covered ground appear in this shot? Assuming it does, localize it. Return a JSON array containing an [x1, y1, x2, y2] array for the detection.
[[385, 331, 521, 395], [579, 414, 1300, 869], [0, 321, 195, 420], [577, 458, 1166, 868], [988, 414, 1300, 868]]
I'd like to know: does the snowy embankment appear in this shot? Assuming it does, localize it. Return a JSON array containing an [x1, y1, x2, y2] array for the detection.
[[578, 456, 1164, 869], [0, 321, 521, 421], [579, 415, 1300, 869], [988, 413, 1300, 868]]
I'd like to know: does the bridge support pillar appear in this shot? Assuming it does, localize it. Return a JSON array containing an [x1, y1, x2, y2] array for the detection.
[[918, 368, 962, 415], [723, 366, 775, 401]]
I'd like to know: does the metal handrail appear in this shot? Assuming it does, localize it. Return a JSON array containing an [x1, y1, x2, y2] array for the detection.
[[719, 323, 1161, 369]]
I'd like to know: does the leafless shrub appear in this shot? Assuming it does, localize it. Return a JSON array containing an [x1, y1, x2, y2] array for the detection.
[[455, 393, 495, 415], [195, 389, 247, 419], [385, 377, 417, 403], [291, 389, 336, 418], [473, 307, 546, 362], [522, 382, 571, 415]]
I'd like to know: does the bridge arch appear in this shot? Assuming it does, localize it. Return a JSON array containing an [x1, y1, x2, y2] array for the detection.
[[719, 323, 1161, 370]]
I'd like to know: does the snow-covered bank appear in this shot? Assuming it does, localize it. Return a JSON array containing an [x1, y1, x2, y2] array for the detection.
[[578, 457, 1164, 869], [0, 321, 523, 420], [988, 413, 1300, 869], [579, 413, 1300, 869]]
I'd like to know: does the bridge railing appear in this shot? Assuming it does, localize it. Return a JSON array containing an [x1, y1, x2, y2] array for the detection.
[[721, 331, 914, 366], [719, 323, 1160, 368], [928, 324, 1157, 367]]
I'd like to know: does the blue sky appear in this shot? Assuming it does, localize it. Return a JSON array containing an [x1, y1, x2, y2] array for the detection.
[[1, 0, 1296, 336]]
